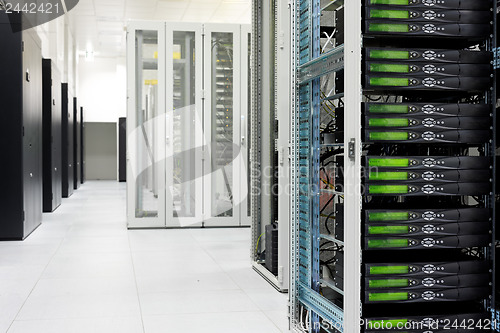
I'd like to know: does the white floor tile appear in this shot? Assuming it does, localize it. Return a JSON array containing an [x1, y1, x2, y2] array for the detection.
[[243, 288, 288, 311], [189, 228, 251, 243], [16, 292, 141, 320], [0, 265, 46, 281], [28, 277, 138, 297], [41, 252, 135, 279], [265, 310, 291, 332], [0, 295, 27, 333], [56, 236, 130, 254], [227, 267, 279, 291], [140, 289, 260, 315], [8, 317, 144, 333], [135, 271, 239, 293], [143, 312, 282, 333]]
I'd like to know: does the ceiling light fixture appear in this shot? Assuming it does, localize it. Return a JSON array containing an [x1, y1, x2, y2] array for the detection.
[[85, 49, 95, 62]]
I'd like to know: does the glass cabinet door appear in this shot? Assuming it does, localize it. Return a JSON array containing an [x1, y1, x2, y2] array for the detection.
[[203, 24, 243, 227], [127, 22, 166, 228], [165, 23, 204, 227]]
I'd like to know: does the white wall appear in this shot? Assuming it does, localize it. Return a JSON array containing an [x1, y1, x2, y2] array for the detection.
[[35, 15, 77, 94], [84, 123, 118, 180], [77, 56, 126, 123]]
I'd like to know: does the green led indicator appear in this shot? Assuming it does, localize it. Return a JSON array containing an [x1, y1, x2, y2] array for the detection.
[[370, 9, 410, 19], [369, 278, 409, 288], [369, 118, 410, 127], [369, 50, 410, 60], [370, 77, 410, 87], [370, 63, 410, 73], [369, 104, 409, 114], [368, 226, 409, 235], [370, 0, 409, 4], [368, 158, 410, 167], [368, 211, 410, 221], [369, 292, 409, 302], [369, 172, 408, 181], [368, 238, 409, 248], [369, 132, 409, 141], [369, 23, 409, 33], [369, 185, 409, 194], [367, 319, 409, 328], [370, 265, 409, 275]]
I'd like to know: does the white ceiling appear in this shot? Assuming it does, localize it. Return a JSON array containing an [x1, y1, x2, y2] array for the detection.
[[69, 0, 252, 58]]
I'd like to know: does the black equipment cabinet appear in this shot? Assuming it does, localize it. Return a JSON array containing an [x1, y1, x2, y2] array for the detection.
[[80, 107, 85, 184], [0, 12, 42, 239], [42, 59, 62, 212], [118, 117, 127, 182], [73, 97, 81, 190], [61, 83, 74, 198]]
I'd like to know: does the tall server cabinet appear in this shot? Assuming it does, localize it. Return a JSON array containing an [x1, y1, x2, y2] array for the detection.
[[80, 107, 85, 184], [126, 22, 250, 229], [42, 59, 62, 212], [250, 0, 291, 292], [0, 12, 42, 239], [73, 97, 81, 190], [61, 83, 74, 198], [289, 0, 498, 332]]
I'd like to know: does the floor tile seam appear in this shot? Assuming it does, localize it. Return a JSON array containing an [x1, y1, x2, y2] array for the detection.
[[140, 309, 270, 316], [240, 288, 289, 313], [192, 231, 246, 291], [134, 283, 246, 295], [262, 310, 289, 333], [10, 314, 144, 323], [127, 231, 147, 333], [8, 183, 122, 331], [7, 234, 66, 331], [194, 232, 274, 313]]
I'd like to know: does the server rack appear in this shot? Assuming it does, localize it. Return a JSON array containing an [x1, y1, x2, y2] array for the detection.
[[118, 117, 127, 182], [290, 0, 498, 332], [73, 97, 81, 190], [0, 12, 42, 239], [61, 83, 74, 198], [493, 1, 500, 329], [251, 0, 291, 292], [42, 59, 62, 212]]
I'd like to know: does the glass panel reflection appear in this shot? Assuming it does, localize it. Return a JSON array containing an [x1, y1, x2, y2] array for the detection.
[[211, 32, 234, 217], [135, 30, 159, 218], [172, 31, 196, 218]]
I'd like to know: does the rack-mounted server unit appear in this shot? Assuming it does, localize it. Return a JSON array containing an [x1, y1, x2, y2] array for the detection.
[[0, 12, 43, 239], [360, 0, 496, 328], [42, 59, 62, 212], [61, 83, 74, 198]]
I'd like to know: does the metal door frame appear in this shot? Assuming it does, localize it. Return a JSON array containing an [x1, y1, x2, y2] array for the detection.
[[165, 22, 204, 227], [127, 21, 166, 228], [203, 23, 243, 227], [240, 24, 252, 227]]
